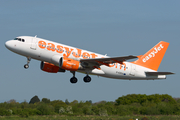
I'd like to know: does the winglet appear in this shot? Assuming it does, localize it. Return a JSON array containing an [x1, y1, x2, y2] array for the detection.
[[133, 41, 169, 71]]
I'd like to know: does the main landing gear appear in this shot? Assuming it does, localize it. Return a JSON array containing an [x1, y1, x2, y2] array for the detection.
[[70, 71, 91, 84], [24, 57, 31, 69], [70, 77, 78, 83], [83, 75, 91, 83], [70, 71, 78, 83]]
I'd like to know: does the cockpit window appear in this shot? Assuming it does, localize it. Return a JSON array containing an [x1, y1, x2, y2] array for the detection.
[[14, 38, 25, 42]]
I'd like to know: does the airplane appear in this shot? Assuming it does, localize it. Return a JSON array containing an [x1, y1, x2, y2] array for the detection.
[[5, 36, 174, 83]]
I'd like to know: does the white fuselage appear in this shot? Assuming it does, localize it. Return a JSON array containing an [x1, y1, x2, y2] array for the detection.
[[5, 36, 166, 80]]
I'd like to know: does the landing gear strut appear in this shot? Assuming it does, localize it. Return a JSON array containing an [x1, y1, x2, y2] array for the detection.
[[24, 57, 31, 69], [70, 71, 78, 84]]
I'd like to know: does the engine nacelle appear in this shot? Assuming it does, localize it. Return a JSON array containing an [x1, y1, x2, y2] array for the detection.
[[60, 57, 81, 71], [41, 61, 65, 73]]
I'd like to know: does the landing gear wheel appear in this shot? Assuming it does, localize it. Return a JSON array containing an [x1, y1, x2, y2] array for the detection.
[[70, 77, 78, 84], [83, 75, 91, 83], [24, 64, 29, 69]]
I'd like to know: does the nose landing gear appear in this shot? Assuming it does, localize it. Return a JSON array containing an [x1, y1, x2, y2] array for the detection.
[[24, 57, 31, 69], [24, 64, 29, 69]]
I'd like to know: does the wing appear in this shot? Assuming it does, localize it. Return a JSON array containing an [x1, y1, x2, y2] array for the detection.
[[80, 55, 137, 68]]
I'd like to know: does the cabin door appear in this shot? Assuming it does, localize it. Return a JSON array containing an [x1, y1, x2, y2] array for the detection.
[[130, 64, 136, 76], [30, 37, 37, 50]]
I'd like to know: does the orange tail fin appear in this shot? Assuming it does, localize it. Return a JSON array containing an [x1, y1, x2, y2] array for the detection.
[[133, 41, 169, 71]]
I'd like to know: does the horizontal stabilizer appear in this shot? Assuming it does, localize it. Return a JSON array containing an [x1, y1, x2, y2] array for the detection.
[[145, 72, 174, 75]]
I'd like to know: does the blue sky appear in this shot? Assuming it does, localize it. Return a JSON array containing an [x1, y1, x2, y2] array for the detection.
[[1, 0, 180, 103]]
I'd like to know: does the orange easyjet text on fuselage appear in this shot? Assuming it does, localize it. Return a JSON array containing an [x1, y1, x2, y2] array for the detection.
[[38, 40, 98, 59]]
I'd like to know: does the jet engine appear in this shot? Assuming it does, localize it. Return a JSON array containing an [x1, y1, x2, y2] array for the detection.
[[40, 61, 65, 73], [59, 57, 81, 71]]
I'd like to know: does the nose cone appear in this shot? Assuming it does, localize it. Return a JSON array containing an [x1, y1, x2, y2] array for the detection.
[[5, 41, 11, 49], [5, 40, 15, 51]]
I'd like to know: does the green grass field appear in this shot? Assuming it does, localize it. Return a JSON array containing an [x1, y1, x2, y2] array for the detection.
[[0, 115, 180, 120]]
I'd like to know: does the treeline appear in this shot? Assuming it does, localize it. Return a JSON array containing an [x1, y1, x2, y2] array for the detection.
[[0, 94, 180, 117]]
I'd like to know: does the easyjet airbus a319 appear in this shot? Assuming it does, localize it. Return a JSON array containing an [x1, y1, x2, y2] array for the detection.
[[5, 36, 174, 83]]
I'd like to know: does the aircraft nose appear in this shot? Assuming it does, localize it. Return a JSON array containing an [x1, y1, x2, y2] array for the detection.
[[5, 40, 14, 50], [5, 41, 10, 49]]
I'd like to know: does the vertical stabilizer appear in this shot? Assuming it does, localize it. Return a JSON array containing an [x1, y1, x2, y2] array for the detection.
[[133, 41, 169, 71]]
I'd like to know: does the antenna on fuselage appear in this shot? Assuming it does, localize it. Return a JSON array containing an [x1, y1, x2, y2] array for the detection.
[[35, 35, 37, 38]]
